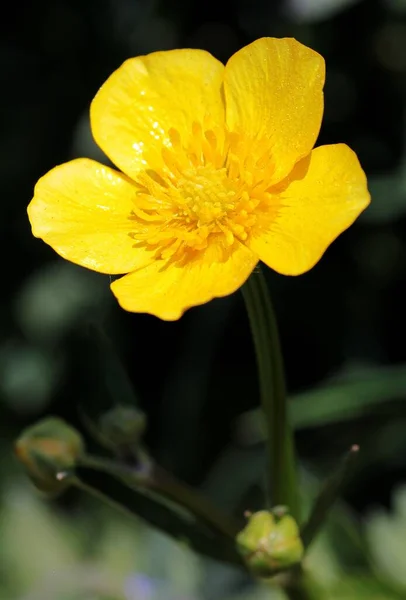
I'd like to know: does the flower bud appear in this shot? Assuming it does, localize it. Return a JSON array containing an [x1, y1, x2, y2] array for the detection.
[[98, 405, 146, 450], [14, 417, 84, 494], [236, 510, 304, 577]]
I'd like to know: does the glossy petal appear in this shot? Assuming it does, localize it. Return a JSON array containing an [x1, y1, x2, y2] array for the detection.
[[28, 159, 153, 274], [224, 37, 325, 185], [91, 49, 225, 180], [248, 144, 370, 275], [111, 243, 258, 320]]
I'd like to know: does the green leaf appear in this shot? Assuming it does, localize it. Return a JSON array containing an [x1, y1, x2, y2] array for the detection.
[[236, 363, 406, 442], [291, 364, 406, 429]]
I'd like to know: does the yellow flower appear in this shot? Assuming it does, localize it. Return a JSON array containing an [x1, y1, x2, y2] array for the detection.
[[28, 38, 370, 320]]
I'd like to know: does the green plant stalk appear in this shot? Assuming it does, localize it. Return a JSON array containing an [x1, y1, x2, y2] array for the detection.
[[242, 267, 300, 521], [301, 444, 360, 549], [79, 453, 240, 542], [71, 467, 243, 565]]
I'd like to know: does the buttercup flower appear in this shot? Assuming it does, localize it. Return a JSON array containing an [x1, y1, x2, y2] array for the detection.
[[28, 38, 370, 320]]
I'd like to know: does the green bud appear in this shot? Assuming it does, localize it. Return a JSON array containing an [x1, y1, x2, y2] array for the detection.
[[14, 417, 84, 495], [98, 405, 146, 450], [236, 510, 304, 577]]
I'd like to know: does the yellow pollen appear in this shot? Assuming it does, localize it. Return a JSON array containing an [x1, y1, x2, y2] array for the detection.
[[129, 123, 274, 263]]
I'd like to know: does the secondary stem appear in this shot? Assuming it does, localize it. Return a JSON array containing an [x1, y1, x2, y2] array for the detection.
[[71, 469, 243, 565], [79, 454, 239, 542], [301, 444, 360, 549], [241, 267, 300, 521]]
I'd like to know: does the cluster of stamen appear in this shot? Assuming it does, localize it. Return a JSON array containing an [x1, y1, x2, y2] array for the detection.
[[129, 122, 275, 265]]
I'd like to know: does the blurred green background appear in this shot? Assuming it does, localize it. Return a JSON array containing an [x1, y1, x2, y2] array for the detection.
[[3, 0, 406, 598]]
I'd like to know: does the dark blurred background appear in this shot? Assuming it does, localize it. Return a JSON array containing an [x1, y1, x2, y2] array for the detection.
[[3, 1, 406, 599]]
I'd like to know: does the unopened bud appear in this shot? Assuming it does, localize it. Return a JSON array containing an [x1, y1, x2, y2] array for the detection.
[[236, 510, 304, 577], [14, 417, 84, 494], [98, 405, 146, 450]]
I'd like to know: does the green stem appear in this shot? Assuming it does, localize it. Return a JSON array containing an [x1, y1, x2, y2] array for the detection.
[[72, 467, 243, 565], [153, 463, 240, 540], [79, 454, 240, 542], [71, 475, 141, 523], [301, 444, 360, 549], [241, 267, 299, 521]]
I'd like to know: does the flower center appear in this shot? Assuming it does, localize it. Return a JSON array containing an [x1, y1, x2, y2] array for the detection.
[[175, 167, 234, 225], [129, 123, 275, 264]]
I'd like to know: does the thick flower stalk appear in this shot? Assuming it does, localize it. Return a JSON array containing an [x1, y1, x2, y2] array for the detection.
[[28, 38, 370, 320]]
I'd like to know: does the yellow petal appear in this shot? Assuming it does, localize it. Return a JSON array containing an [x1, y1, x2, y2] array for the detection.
[[224, 38, 325, 184], [91, 49, 225, 181], [248, 144, 370, 275], [28, 159, 153, 274], [111, 243, 258, 320]]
